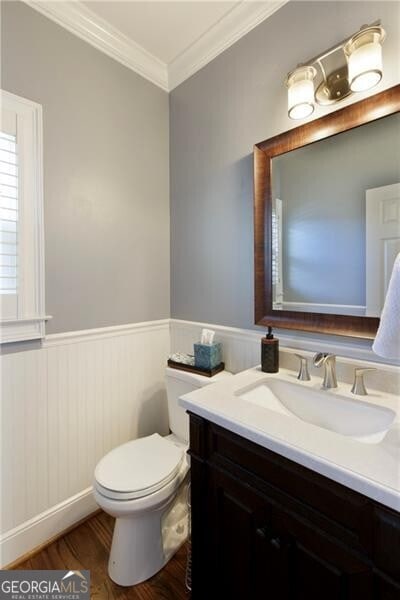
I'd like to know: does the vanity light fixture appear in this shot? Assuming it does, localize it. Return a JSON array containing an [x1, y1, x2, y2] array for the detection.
[[286, 22, 386, 120], [287, 66, 317, 119], [345, 26, 385, 92]]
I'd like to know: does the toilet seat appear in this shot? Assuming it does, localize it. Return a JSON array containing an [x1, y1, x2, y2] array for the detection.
[[95, 433, 184, 501]]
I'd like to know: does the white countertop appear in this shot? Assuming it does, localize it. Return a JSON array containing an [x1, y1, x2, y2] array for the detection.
[[179, 367, 400, 512]]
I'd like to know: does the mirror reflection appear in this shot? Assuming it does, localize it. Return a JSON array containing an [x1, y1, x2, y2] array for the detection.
[[271, 113, 400, 317]]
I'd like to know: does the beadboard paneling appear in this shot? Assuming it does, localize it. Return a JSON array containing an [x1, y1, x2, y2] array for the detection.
[[170, 319, 260, 374], [0, 320, 170, 565], [170, 319, 400, 394], [2, 317, 398, 566]]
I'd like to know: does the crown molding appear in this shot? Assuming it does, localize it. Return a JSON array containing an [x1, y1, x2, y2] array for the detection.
[[23, 1, 169, 91], [168, 0, 289, 90], [23, 1, 289, 92]]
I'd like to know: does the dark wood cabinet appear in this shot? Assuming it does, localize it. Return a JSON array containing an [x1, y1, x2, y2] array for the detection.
[[189, 414, 400, 600]]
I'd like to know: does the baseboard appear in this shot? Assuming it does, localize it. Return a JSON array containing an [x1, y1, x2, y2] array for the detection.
[[5, 509, 101, 570], [0, 487, 97, 568]]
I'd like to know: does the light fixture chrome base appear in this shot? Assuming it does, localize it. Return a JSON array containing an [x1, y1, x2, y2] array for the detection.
[[315, 65, 352, 106]]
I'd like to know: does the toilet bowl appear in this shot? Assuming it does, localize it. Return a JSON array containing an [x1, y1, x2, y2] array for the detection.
[[94, 366, 232, 587], [94, 433, 189, 586]]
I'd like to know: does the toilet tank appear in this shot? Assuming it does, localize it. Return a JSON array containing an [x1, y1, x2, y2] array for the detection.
[[165, 367, 233, 443]]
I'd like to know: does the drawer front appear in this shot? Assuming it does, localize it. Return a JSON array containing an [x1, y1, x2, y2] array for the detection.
[[207, 422, 373, 553]]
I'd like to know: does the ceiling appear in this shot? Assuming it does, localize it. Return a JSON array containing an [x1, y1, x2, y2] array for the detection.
[[83, 1, 239, 64], [25, 0, 288, 90]]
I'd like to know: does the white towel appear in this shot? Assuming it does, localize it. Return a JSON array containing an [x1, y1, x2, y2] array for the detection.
[[372, 253, 400, 359]]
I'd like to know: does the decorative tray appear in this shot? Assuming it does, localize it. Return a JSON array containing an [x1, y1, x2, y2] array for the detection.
[[167, 359, 225, 378]]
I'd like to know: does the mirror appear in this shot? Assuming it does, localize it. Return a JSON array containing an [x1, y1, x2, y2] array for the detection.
[[271, 113, 400, 317], [254, 85, 400, 338]]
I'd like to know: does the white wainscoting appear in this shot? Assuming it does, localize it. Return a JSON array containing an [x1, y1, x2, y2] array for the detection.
[[0, 319, 170, 567], [171, 319, 261, 374], [170, 319, 400, 393], [170, 318, 382, 373], [2, 317, 399, 566]]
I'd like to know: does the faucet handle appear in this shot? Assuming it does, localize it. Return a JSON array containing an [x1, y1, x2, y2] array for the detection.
[[294, 354, 311, 381], [313, 352, 335, 365], [351, 367, 377, 396], [313, 352, 337, 389]]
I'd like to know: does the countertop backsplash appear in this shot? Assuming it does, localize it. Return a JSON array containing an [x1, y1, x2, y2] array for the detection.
[[171, 319, 400, 396]]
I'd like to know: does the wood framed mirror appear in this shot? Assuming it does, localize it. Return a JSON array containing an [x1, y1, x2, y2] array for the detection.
[[254, 84, 400, 338]]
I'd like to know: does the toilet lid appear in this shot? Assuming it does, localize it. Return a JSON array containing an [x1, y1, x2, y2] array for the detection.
[[95, 434, 184, 499]]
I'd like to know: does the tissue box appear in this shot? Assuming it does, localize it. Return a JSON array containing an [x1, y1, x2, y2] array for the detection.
[[194, 342, 222, 370]]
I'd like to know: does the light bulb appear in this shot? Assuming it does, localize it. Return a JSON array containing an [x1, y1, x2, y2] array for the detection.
[[287, 66, 316, 120], [345, 27, 385, 93]]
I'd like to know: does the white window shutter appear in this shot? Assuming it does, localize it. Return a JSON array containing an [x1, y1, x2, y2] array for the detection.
[[0, 111, 18, 319], [0, 91, 46, 342]]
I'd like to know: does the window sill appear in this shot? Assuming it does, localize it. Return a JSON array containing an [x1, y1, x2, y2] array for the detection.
[[0, 316, 52, 344]]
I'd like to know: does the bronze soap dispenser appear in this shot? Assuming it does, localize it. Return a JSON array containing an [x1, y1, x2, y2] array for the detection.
[[261, 326, 279, 373]]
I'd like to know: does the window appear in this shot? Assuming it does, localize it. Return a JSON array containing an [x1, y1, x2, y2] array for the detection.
[[272, 198, 283, 308], [0, 130, 18, 298], [0, 91, 45, 343]]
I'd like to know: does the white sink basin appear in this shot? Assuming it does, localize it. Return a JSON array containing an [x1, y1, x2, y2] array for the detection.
[[236, 378, 396, 444]]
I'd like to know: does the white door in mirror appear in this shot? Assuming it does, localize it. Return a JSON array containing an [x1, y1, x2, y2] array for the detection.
[[366, 182, 400, 317]]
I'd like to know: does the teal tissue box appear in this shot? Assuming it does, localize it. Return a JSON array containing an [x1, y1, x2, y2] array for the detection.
[[194, 342, 222, 370]]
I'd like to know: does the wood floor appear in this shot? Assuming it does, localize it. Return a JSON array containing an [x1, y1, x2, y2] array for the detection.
[[15, 511, 189, 599]]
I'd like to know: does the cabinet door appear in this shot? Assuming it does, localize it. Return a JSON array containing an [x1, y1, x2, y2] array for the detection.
[[207, 467, 281, 600], [288, 540, 372, 600], [268, 506, 373, 600], [206, 467, 373, 600], [373, 574, 400, 600]]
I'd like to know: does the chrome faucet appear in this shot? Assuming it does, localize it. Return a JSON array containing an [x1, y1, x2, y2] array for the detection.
[[294, 354, 311, 381], [313, 353, 338, 389], [351, 367, 377, 395]]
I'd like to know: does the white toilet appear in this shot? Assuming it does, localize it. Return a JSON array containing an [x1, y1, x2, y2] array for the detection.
[[94, 366, 232, 587]]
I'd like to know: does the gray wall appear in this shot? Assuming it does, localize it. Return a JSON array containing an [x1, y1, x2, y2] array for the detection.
[[170, 1, 400, 333], [273, 114, 400, 306], [1, 1, 170, 334]]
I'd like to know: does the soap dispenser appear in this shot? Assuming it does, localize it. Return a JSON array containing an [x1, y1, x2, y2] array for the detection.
[[261, 326, 279, 373]]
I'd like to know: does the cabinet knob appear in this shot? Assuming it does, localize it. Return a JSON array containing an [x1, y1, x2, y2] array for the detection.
[[256, 527, 282, 550], [270, 537, 281, 550], [256, 526, 268, 539]]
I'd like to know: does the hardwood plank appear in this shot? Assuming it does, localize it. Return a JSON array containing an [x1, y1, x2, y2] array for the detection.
[[14, 511, 189, 600]]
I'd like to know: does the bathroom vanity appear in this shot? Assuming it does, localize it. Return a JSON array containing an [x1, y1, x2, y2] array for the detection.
[[180, 367, 400, 600]]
